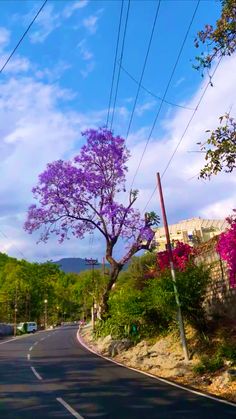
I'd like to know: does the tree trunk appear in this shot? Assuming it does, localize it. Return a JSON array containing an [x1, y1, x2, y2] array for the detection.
[[100, 261, 123, 319]]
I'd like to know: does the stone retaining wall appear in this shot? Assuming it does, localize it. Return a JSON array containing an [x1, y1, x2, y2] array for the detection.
[[195, 237, 236, 320]]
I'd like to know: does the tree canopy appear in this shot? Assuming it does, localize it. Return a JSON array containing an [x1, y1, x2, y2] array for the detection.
[[194, 1, 236, 178], [25, 128, 159, 314], [194, 0, 236, 73], [199, 113, 236, 179]]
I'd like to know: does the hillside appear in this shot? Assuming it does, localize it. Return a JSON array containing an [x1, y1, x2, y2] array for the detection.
[[53, 257, 109, 274]]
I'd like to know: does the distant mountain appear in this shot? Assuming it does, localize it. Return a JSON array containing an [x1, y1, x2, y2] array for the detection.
[[53, 258, 109, 274], [53, 257, 129, 274]]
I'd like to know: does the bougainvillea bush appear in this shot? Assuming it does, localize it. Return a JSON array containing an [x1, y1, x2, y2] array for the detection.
[[216, 210, 236, 287], [157, 241, 194, 272]]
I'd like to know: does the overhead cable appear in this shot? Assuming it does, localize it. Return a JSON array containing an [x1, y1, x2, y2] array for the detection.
[[120, 63, 194, 111], [0, 0, 48, 261], [106, 0, 124, 128], [0, 0, 48, 74], [161, 59, 222, 178], [0, 229, 26, 259], [110, 0, 131, 130], [129, 0, 200, 191], [142, 58, 222, 213], [125, 0, 161, 140]]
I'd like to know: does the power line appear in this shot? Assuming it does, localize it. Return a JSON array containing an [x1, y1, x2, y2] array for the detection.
[[120, 63, 195, 111], [161, 59, 222, 178], [129, 0, 200, 191], [0, 229, 26, 259], [110, 0, 131, 130], [0, 0, 48, 74], [106, 0, 124, 128], [142, 58, 222, 213], [0, 1, 48, 260], [125, 0, 161, 140]]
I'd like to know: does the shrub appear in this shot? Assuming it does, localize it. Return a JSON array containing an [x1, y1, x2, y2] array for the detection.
[[217, 342, 236, 365], [157, 242, 194, 272], [216, 210, 236, 287], [94, 318, 125, 340], [146, 263, 210, 331], [193, 354, 224, 374]]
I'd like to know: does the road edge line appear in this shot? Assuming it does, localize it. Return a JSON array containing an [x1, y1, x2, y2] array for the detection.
[[77, 327, 236, 408], [0, 330, 49, 345]]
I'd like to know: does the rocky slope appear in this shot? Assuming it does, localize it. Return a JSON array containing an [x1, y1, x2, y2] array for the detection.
[[80, 325, 236, 403]]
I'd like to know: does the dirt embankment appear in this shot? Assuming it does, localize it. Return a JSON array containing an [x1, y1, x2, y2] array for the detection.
[[80, 325, 236, 404]]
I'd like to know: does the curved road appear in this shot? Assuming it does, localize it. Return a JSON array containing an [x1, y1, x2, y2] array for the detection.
[[0, 325, 235, 418]]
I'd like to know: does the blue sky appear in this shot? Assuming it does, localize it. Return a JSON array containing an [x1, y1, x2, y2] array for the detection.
[[0, 0, 235, 263]]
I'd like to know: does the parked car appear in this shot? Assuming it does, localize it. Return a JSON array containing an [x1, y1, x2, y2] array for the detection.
[[17, 322, 37, 333]]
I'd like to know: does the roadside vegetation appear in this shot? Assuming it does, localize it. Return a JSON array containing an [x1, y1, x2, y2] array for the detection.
[[0, 253, 106, 327]]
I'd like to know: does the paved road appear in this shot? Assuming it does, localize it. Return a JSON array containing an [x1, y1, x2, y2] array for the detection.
[[0, 326, 235, 418]]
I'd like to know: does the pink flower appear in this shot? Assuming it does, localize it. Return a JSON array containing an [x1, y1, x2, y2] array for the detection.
[[216, 210, 236, 288], [157, 241, 194, 272]]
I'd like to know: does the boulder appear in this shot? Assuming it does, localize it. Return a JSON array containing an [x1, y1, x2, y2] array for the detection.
[[109, 339, 133, 357]]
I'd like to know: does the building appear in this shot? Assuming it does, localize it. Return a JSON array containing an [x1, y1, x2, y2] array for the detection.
[[153, 217, 228, 251]]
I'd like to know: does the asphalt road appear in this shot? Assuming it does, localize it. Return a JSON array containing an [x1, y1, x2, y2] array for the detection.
[[0, 326, 235, 419]]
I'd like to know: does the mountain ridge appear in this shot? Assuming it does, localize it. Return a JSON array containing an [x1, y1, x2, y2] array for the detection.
[[53, 257, 109, 274]]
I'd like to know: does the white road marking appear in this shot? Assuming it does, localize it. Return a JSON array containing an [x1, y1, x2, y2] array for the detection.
[[0, 338, 17, 345], [30, 366, 42, 381], [27, 353, 30, 361], [40, 337, 45, 341], [56, 398, 84, 419], [0, 336, 25, 345], [29, 346, 33, 351], [77, 328, 236, 408], [33, 341, 38, 346]]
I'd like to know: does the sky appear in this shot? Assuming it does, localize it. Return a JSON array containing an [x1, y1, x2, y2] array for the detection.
[[0, 0, 235, 263]]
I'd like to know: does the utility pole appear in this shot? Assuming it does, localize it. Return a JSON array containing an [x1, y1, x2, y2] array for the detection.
[[14, 281, 18, 337], [156, 172, 189, 361], [44, 299, 48, 329], [85, 258, 99, 330]]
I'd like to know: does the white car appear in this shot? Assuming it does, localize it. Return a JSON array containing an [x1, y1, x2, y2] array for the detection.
[[17, 322, 37, 333]]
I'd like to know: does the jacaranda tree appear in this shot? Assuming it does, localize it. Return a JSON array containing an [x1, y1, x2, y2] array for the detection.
[[24, 128, 159, 315]]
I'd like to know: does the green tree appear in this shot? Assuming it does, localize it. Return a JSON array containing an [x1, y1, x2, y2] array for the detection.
[[194, 0, 236, 73], [194, 1, 236, 178], [74, 269, 109, 320], [199, 113, 236, 178]]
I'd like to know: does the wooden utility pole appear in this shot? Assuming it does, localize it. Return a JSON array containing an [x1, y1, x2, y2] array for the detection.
[[156, 172, 189, 361], [85, 258, 99, 330]]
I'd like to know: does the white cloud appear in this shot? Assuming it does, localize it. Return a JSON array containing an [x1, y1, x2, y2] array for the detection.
[[27, 0, 88, 44], [0, 55, 31, 74], [29, 3, 61, 44], [35, 61, 71, 82], [1, 54, 235, 263], [78, 39, 93, 61], [83, 15, 99, 34], [200, 196, 236, 219], [63, 0, 89, 19], [0, 73, 109, 261], [126, 55, 236, 223], [82, 9, 103, 35], [80, 61, 95, 78], [135, 100, 156, 116], [174, 77, 185, 88], [0, 27, 10, 50]]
